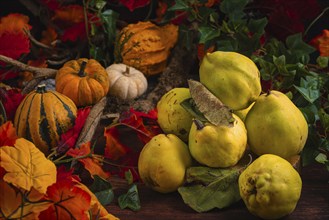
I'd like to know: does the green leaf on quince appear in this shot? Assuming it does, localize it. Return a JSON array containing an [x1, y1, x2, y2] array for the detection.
[[178, 154, 252, 213]]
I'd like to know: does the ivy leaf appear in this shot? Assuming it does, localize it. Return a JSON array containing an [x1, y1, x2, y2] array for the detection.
[[89, 175, 114, 206], [318, 108, 329, 134], [316, 56, 329, 68], [168, 0, 190, 11], [286, 33, 316, 62], [178, 166, 241, 212], [293, 75, 320, 103], [188, 79, 234, 126], [247, 17, 267, 34], [198, 26, 220, 44], [118, 184, 141, 211], [220, 0, 248, 21]]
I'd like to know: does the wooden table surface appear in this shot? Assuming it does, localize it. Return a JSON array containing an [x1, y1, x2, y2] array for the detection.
[[106, 162, 329, 220]]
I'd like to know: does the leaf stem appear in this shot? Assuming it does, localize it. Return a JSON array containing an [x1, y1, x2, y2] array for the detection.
[[304, 7, 329, 37]]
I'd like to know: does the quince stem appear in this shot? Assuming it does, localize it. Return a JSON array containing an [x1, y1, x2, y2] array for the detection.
[[193, 118, 205, 130]]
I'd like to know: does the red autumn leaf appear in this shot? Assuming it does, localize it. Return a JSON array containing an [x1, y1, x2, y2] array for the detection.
[[250, 0, 320, 40], [310, 29, 329, 57], [0, 121, 18, 147], [104, 127, 129, 160], [119, 0, 151, 12], [61, 21, 87, 42], [103, 108, 162, 180], [0, 87, 26, 121], [51, 4, 97, 42], [0, 33, 30, 80], [57, 106, 91, 154], [39, 0, 60, 10], [120, 108, 162, 144], [0, 31, 30, 58], [66, 142, 110, 179]]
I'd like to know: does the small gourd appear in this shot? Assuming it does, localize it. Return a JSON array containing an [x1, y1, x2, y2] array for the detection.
[[55, 58, 110, 107], [106, 64, 148, 100], [115, 21, 178, 77], [14, 84, 77, 155]]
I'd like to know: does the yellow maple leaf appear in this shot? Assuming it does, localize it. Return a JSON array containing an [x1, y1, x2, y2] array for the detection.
[[0, 138, 57, 194], [0, 180, 51, 219]]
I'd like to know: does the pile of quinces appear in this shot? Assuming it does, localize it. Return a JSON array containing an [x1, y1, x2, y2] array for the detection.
[[138, 51, 308, 219]]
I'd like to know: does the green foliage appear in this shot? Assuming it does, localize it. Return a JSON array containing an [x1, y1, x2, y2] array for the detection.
[[89, 175, 114, 206]]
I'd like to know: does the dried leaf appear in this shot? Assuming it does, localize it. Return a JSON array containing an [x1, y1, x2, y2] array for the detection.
[[104, 127, 129, 160], [0, 138, 57, 194], [188, 79, 234, 126], [0, 121, 17, 146]]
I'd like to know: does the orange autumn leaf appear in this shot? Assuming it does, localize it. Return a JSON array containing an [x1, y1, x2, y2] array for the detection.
[[66, 142, 110, 179], [310, 29, 329, 57], [0, 13, 31, 35], [74, 180, 119, 220], [0, 180, 51, 220], [18, 59, 48, 87], [0, 138, 57, 194], [52, 4, 85, 25], [0, 121, 17, 146], [40, 179, 91, 220], [40, 26, 58, 46]]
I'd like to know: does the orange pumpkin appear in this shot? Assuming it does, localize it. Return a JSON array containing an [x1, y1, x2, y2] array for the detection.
[[55, 58, 110, 107], [115, 21, 178, 77]]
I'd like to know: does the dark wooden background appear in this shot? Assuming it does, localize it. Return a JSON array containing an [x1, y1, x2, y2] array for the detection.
[[106, 162, 329, 220]]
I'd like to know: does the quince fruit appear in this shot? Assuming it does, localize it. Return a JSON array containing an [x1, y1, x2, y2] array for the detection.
[[199, 51, 261, 110], [239, 154, 302, 219], [188, 114, 247, 168], [138, 133, 192, 193], [245, 90, 308, 159], [157, 88, 193, 142]]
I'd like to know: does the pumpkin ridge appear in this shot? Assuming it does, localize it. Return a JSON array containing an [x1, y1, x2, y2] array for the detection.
[[38, 94, 53, 153], [24, 93, 38, 144], [14, 91, 34, 135], [50, 91, 76, 127]]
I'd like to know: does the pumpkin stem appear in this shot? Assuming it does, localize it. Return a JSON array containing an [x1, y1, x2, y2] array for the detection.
[[36, 84, 47, 94], [78, 61, 87, 77], [125, 66, 130, 75]]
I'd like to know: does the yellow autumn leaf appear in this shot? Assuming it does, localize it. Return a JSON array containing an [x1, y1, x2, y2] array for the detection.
[[0, 138, 56, 194], [0, 180, 51, 219]]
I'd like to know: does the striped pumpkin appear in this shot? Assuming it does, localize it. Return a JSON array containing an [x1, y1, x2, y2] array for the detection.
[[14, 84, 77, 155]]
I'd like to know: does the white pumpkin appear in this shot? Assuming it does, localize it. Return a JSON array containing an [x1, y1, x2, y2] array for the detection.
[[106, 63, 148, 100]]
